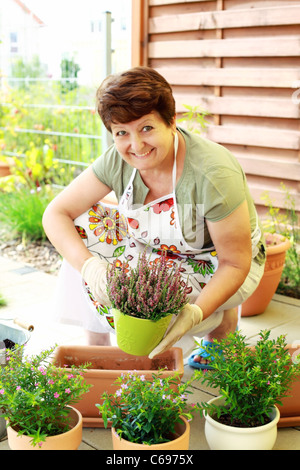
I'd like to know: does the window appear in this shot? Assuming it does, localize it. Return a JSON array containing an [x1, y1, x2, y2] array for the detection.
[[10, 32, 18, 53]]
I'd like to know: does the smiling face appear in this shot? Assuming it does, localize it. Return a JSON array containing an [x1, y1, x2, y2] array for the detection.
[[111, 111, 176, 172]]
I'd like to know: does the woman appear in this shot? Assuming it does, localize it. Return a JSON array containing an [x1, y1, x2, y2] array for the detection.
[[43, 66, 266, 366]]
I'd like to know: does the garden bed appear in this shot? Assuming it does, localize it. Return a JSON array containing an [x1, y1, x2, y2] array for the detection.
[[0, 236, 61, 276]]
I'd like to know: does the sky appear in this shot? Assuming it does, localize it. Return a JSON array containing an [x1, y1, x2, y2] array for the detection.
[[19, 0, 132, 80], [23, 0, 131, 28]]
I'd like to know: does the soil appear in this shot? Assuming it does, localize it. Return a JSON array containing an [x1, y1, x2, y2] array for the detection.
[[217, 413, 271, 428], [0, 238, 62, 276], [3, 339, 15, 350]]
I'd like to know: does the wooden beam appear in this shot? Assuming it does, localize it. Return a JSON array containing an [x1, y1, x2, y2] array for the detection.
[[149, 37, 300, 58], [249, 184, 300, 211], [207, 125, 300, 150], [175, 95, 300, 119], [235, 155, 300, 181], [149, 5, 300, 33], [149, 0, 210, 5], [157, 67, 300, 88], [131, 0, 149, 66]]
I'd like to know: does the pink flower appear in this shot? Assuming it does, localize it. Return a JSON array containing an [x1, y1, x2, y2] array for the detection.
[[54, 392, 59, 398], [16, 386, 21, 391], [67, 374, 74, 379], [0, 389, 4, 394], [140, 375, 146, 382], [65, 388, 71, 394], [48, 379, 54, 385], [38, 366, 46, 375]]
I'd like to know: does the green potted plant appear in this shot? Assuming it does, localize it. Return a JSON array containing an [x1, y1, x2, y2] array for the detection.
[[96, 369, 201, 450], [106, 250, 188, 356], [0, 345, 92, 450], [196, 330, 300, 450]]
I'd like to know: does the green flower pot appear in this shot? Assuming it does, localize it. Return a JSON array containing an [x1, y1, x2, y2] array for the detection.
[[112, 309, 173, 356]]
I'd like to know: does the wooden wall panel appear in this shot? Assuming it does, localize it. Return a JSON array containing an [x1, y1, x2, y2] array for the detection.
[[132, 0, 300, 216]]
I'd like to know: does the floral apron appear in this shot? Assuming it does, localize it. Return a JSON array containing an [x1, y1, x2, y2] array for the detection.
[[56, 133, 261, 355]]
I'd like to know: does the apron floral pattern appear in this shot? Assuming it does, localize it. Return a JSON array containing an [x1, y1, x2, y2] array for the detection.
[[74, 133, 219, 333]]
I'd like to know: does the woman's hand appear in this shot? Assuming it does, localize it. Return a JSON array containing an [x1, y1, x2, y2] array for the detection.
[[148, 304, 203, 358], [81, 257, 111, 306]]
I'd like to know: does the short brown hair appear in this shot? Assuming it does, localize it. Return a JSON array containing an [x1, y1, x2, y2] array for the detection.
[[96, 66, 176, 132]]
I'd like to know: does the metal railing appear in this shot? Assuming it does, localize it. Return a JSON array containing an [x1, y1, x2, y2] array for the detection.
[[0, 12, 113, 185]]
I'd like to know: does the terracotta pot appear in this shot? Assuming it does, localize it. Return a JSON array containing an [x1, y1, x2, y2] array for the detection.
[[112, 308, 173, 356], [241, 233, 291, 316], [52, 345, 184, 428], [111, 416, 190, 450], [0, 158, 14, 177], [277, 345, 300, 427], [204, 396, 280, 450], [6, 406, 82, 450]]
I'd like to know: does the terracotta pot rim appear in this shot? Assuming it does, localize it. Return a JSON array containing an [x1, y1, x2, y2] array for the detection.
[[264, 232, 291, 255], [7, 405, 82, 440], [205, 396, 280, 434]]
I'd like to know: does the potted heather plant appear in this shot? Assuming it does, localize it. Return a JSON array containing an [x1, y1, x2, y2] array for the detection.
[[0, 345, 92, 450], [96, 369, 202, 450], [195, 329, 300, 450], [106, 250, 188, 356]]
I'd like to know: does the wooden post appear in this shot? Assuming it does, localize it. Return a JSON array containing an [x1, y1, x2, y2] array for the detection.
[[131, 0, 149, 66]]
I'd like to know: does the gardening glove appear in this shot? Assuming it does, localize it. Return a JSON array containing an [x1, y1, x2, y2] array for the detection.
[[81, 256, 111, 306], [148, 303, 203, 359]]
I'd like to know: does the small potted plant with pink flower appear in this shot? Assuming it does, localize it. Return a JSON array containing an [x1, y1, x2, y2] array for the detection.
[[96, 369, 202, 450], [106, 250, 188, 356], [0, 345, 91, 450]]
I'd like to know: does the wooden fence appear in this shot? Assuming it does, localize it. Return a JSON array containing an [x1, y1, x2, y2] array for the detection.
[[132, 0, 300, 217]]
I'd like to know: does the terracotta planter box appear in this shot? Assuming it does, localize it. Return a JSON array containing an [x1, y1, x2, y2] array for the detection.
[[52, 345, 184, 428], [247, 344, 300, 427], [277, 345, 300, 428]]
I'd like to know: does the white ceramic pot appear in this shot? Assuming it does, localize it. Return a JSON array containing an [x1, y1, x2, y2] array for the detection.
[[204, 396, 280, 450]]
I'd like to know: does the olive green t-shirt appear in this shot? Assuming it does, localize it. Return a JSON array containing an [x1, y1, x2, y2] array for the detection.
[[92, 127, 266, 264]]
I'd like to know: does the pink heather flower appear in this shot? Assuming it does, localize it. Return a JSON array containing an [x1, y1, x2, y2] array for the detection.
[[121, 383, 128, 389], [48, 379, 54, 385], [6, 357, 10, 361], [0, 389, 4, 394], [38, 366, 46, 375], [67, 374, 74, 379], [65, 388, 71, 394], [54, 392, 59, 398], [16, 386, 21, 391], [115, 389, 122, 397]]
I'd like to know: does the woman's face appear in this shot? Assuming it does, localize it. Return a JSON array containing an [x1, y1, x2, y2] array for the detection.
[[111, 111, 176, 172]]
